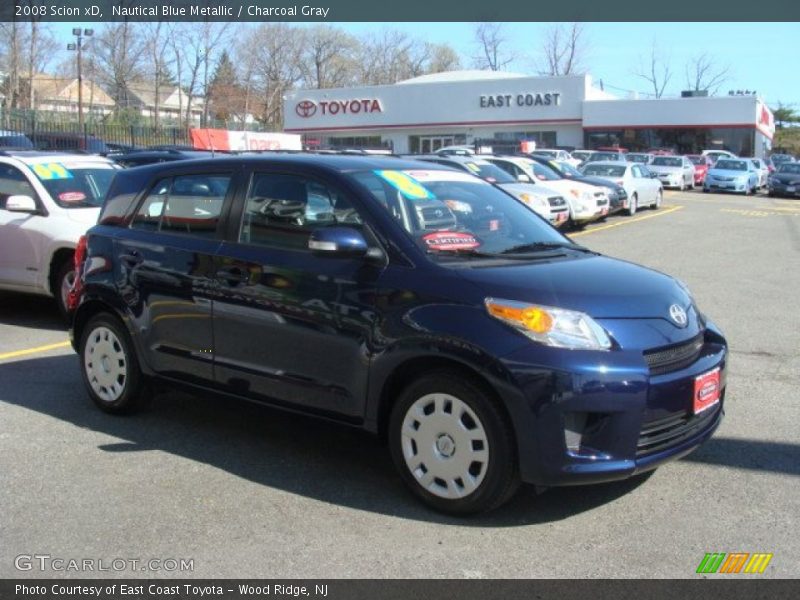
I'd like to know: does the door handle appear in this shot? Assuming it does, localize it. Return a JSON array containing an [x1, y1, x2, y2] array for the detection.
[[215, 265, 249, 286], [120, 250, 143, 267]]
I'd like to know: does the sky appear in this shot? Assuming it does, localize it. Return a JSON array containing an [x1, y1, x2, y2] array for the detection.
[[49, 21, 800, 106]]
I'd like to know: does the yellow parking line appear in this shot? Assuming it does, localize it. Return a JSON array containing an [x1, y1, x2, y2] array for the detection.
[[760, 206, 800, 212], [0, 340, 71, 361], [571, 205, 684, 237]]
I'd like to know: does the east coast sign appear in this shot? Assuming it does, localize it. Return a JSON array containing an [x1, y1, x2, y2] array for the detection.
[[479, 92, 562, 108]]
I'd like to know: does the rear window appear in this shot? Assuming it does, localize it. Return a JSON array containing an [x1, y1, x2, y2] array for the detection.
[[582, 164, 627, 177], [714, 160, 747, 171], [31, 161, 118, 208], [651, 157, 683, 167]]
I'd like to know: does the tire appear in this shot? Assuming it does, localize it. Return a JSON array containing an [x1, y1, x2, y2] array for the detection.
[[653, 190, 662, 210], [79, 313, 149, 415], [626, 193, 638, 216], [389, 370, 519, 515], [54, 259, 75, 319]]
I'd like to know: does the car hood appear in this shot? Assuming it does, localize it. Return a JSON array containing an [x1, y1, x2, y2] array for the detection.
[[772, 172, 800, 183], [648, 165, 683, 174], [573, 176, 624, 193], [528, 178, 604, 197], [455, 254, 692, 320], [65, 207, 102, 225], [498, 182, 563, 199], [708, 169, 749, 178]]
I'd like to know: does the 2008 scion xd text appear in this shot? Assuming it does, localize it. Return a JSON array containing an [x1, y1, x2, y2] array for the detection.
[[70, 155, 727, 515]]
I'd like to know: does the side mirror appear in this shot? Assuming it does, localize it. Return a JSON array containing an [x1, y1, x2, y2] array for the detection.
[[5, 195, 37, 213], [309, 227, 369, 258], [517, 173, 531, 183]]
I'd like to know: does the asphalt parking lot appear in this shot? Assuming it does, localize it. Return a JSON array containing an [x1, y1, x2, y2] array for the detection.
[[1, 188, 798, 579]]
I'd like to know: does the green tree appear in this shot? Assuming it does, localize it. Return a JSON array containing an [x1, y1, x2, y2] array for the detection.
[[771, 102, 799, 129]]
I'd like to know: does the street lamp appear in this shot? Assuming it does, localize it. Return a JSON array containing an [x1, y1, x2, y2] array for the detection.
[[67, 28, 93, 131]]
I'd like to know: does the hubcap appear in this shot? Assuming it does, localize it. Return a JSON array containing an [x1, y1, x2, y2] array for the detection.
[[60, 269, 75, 310], [401, 393, 489, 499], [84, 326, 127, 403]]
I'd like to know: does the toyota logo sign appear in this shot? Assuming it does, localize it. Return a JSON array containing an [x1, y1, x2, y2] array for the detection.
[[669, 304, 688, 328], [295, 100, 317, 118]]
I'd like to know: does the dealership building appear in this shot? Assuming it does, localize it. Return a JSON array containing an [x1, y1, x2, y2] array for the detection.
[[283, 71, 775, 157]]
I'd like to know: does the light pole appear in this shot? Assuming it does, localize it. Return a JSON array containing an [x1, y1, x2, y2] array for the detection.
[[67, 28, 93, 131]]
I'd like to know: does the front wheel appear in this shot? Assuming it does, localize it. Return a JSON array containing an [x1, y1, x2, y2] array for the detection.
[[653, 190, 662, 209], [79, 313, 149, 414], [54, 260, 75, 319], [389, 371, 519, 515], [626, 194, 638, 216]]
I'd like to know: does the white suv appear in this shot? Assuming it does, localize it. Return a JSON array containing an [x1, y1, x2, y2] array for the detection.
[[0, 151, 119, 315]]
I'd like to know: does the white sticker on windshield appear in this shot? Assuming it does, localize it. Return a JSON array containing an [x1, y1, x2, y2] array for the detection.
[[61, 162, 114, 170]]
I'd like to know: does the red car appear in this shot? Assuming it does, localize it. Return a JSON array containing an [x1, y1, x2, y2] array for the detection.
[[687, 155, 713, 186]]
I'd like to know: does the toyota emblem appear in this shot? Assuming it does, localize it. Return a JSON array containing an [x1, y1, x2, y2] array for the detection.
[[295, 100, 317, 118], [669, 304, 688, 327]]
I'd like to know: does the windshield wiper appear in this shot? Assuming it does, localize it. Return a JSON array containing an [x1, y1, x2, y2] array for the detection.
[[427, 248, 500, 259], [499, 241, 595, 255]]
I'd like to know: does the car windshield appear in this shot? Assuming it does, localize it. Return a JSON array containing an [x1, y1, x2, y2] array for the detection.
[[350, 168, 569, 259], [714, 160, 747, 171], [652, 157, 683, 167], [527, 161, 561, 181], [458, 161, 516, 184], [687, 156, 705, 165], [589, 152, 618, 162], [31, 161, 118, 208], [582, 164, 627, 177], [777, 163, 800, 174], [552, 161, 581, 178], [627, 154, 649, 163], [532, 150, 557, 158]]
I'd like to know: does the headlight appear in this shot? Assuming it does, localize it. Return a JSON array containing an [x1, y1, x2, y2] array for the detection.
[[569, 189, 581, 198], [518, 193, 547, 209], [485, 298, 612, 350]]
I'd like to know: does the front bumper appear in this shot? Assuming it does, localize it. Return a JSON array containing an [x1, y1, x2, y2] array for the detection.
[[498, 320, 727, 487], [705, 180, 748, 193], [768, 183, 800, 197]]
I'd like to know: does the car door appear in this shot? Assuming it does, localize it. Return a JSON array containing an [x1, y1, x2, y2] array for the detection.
[[0, 164, 48, 288], [211, 168, 384, 419], [632, 165, 656, 204], [121, 169, 238, 384], [682, 158, 694, 186]]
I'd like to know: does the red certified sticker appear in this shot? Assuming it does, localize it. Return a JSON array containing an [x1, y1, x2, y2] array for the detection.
[[693, 368, 721, 414], [422, 231, 480, 251], [58, 191, 87, 203]]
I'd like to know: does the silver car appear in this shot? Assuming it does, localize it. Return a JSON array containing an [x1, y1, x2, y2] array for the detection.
[[579, 161, 663, 216], [647, 156, 696, 190], [750, 158, 770, 189]]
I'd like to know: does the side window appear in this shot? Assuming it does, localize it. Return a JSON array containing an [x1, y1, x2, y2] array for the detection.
[[0, 165, 37, 209], [631, 165, 642, 178], [131, 175, 230, 236], [239, 173, 364, 250]]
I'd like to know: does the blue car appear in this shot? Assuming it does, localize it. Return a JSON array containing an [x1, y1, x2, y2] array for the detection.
[[703, 158, 760, 195], [69, 155, 727, 515]]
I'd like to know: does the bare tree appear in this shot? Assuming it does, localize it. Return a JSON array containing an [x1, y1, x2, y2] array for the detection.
[[427, 44, 462, 74], [143, 22, 175, 129], [357, 30, 417, 85], [0, 21, 24, 110], [685, 53, 730, 95], [539, 23, 586, 76], [633, 40, 672, 98], [472, 23, 514, 71], [300, 25, 358, 89], [87, 22, 145, 111]]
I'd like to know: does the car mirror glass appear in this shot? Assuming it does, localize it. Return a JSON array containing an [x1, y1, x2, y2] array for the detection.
[[5, 194, 37, 213]]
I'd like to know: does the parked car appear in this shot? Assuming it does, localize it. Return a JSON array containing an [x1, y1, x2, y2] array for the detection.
[[646, 148, 676, 156], [111, 149, 219, 168], [767, 162, 800, 198], [596, 146, 628, 153], [0, 130, 35, 149], [547, 159, 629, 215], [626, 153, 654, 165], [701, 149, 737, 164], [0, 150, 120, 315], [484, 156, 609, 226], [584, 151, 627, 164], [413, 155, 569, 227], [749, 158, 770, 189], [703, 158, 760, 195], [29, 132, 109, 155], [529, 148, 581, 167], [769, 153, 795, 166], [579, 161, 663, 215], [647, 156, 696, 190], [570, 149, 592, 163], [686, 155, 713, 186], [69, 154, 727, 515]]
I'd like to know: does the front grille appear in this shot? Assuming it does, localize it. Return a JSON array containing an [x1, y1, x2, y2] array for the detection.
[[637, 403, 721, 457], [644, 333, 704, 376], [716, 176, 734, 182], [593, 192, 606, 198], [548, 196, 567, 207], [597, 198, 608, 206]]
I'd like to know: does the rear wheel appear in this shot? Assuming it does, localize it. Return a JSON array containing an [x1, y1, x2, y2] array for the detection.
[[626, 194, 638, 216], [54, 260, 75, 319], [389, 371, 519, 515], [79, 313, 149, 414]]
